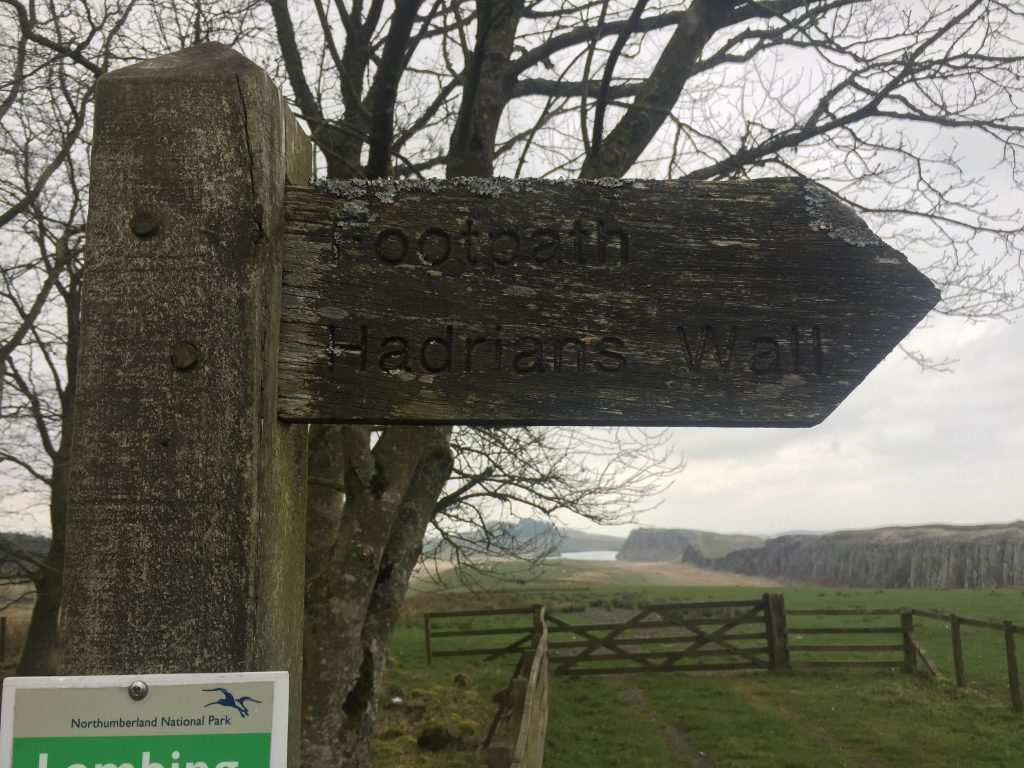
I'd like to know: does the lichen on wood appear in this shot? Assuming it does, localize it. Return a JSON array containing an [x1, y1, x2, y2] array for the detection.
[[279, 176, 939, 427]]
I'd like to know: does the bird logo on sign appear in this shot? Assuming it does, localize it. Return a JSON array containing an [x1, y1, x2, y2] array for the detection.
[[203, 688, 262, 718]]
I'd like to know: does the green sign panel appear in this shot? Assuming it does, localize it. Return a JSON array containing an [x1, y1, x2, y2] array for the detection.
[[0, 673, 287, 768]]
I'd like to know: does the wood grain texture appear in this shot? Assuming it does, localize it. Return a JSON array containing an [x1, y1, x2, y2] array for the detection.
[[62, 43, 311, 761], [766, 592, 790, 671], [901, 611, 917, 673], [483, 608, 548, 768], [279, 177, 939, 426], [1006, 623, 1022, 713]]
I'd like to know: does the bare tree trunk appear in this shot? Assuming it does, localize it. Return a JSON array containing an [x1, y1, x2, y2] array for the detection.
[[299, 3, 524, 761], [16, 453, 66, 674], [301, 425, 451, 767], [579, 0, 730, 179], [17, 271, 78, 675], [268, 0, 377, 179], [327, 430, 452, 765], [447, 0, 524, 178]]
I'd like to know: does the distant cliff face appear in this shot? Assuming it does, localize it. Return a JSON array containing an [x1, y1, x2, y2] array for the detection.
[[617, 528, 762, 562], [681, 522, 1024, 588]]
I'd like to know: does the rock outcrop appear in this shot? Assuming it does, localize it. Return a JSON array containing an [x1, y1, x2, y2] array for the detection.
[[617, 528, 763, 562], [681, 522, 1024, 588]]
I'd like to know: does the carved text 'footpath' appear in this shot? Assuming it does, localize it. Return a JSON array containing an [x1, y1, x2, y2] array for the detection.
[[347, 218, 630, 267]]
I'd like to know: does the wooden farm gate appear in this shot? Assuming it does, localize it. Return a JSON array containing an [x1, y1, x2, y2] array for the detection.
[[424, 606, 547, 664], [546, 595, 787, 676]]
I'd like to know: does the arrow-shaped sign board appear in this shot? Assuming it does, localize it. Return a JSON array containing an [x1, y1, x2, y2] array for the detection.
[[278, 177, 939, 426]]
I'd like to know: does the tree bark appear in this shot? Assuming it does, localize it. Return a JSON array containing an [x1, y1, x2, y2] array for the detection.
[[299, 2, 528, 761], [16, 453, 67, 675], [268, 0, 363, 178], [579, 0, 731, 179], [17, 266, 79, 675], [446, 0, 524, 178], [301, 425, 451, 766], [315, 428, 452, 766]]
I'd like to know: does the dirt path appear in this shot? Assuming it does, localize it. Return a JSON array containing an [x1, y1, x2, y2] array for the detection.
[[608, 679, 716, 768]]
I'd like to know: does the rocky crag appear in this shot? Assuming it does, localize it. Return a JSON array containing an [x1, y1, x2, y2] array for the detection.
[[617, 528, 763, 562], [681, 522, 1024, 588]]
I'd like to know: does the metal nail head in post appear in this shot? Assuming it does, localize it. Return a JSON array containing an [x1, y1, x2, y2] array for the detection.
[[128, 680, 149, 701], [170, 341, 199, 371], [130, 209, 160, 238]]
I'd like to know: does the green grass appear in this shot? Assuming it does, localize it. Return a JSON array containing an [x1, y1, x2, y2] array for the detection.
[[782, 587, 1024, 700], [545, 677, 676, 768], [376, 567, 1024, 767], [370, 608, 514, 767], [629, 670, 1022, 768]]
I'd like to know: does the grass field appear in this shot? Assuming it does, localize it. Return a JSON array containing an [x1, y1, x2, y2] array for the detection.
[[374, 560, 1024, 768]]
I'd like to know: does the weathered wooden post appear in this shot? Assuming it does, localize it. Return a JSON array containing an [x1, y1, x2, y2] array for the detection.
[[1005, 622, 1022, 714], [951, 614, 966, 687], [532, 603, 545, 646], [424, 614, 433, 666], [765, 593, 790, 671], [900, 610, 917, 674], [62, 43, 311, 761]]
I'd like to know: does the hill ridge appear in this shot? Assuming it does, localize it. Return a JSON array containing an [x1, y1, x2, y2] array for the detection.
[[681, 520, 1024, 588]]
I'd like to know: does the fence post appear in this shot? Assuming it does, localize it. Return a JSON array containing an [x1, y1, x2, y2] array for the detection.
[[509, 675, 529, 742], [527, 628, 549, 768], [424, 614, 433, 666], [61, 43, 311, 763], [0, 615, 6, 664], [900, 610, 917, 673], [1005, 622, 1022, 714], [951, 614, 965, 687], [765, 593, 790, 671], [533, 604, 545, 646]]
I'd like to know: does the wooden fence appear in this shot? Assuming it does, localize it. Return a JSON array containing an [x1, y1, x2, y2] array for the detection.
[[423, 595, 1024, 716], [424, 606, 544, 664], [913, 608, 1023, 713], [425, 595, 789, 675], [482, 607, 549, 768], [786, 608, 911, 671], [547, 597, 783, 676]]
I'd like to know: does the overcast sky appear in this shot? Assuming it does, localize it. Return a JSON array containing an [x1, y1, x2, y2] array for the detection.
[[580, 100, 1024, 539], [588, 310, 1024, 538], [597, 123, 1024, 537]]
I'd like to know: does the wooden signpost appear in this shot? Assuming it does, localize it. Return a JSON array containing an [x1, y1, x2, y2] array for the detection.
[[60, 44, 310, 765], [50, 43, 940, 766], [280, 177, 938, 426]]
